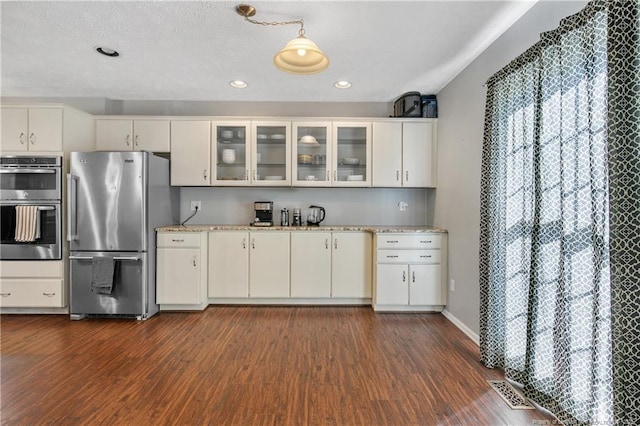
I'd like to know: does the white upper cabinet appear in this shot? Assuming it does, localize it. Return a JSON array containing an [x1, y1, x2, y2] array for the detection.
[[251, 121, 291, 186], [170, 120, 211, 186], [332, 122, 372, 187], [1, 107, 63, 152], [292, 122, 332, 187], [372, 120, 437, 188], [211, 121, 252, 186], [96, 119, 170, 152]]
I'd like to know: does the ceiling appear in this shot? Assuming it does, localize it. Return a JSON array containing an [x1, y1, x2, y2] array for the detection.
[[0, 1, 538, 103]]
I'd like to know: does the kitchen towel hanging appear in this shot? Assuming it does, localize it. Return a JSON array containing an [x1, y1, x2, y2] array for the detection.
[[14, 205, 39, 242], [91, 257, 117, 295]]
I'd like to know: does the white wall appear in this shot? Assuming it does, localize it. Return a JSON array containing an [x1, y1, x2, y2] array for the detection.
[[434, 0, 588, 335], [179, 187, 433, 227]]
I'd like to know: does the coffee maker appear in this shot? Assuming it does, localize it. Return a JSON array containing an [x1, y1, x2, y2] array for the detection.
[[253, 201, 273, 227]]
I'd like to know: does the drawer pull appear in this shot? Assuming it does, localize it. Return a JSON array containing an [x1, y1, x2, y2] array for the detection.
[[420, 240, 432, 244], [412, 272, 415, 283], [420, 255, 432, 258], [402, 271, 406, 282], [43, 293, 56, 297], [386, 240, 399, 244], [0, 293, 11, 297], [386, 255, 399, 258], [242, 238, 246, 249], [171, 239, 185, 243]]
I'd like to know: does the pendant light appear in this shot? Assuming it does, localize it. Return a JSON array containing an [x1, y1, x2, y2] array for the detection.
[[236, 4, 329, 75]]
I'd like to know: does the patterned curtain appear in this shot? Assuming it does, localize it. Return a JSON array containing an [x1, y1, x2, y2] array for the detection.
[[480, 1, 640, 424]]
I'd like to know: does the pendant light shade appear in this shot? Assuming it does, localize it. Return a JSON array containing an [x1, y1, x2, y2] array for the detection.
[[273, 36, 329, 75]]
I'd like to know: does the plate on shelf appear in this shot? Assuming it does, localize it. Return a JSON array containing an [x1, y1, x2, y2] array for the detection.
[[264, 175, 284, 180], [257, 134, 268, 140], [220, 140, 232, 144], [342, 157, 360, 165], [347, 175, 364, 181], [271, 134, 286, 140]]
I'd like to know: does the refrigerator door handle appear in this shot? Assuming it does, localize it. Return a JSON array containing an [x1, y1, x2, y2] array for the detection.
[[69, 255, 141, 261], [67, 174, 79, 241]]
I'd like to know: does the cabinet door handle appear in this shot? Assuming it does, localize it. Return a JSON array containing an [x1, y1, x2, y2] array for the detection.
[[0, 292, 11, 297], [419, 255, 432, 259], [171, 239, 184, 243], [396, 170, 400, 181], [193, 257, 197, 267], [334, 238, 338, 250], [402, 271, 406, 282], [327, 170, 330, 181], [405, 170, 409, 181], [252, 238, 255, 249], [125, 134, 131, 146], [386, 255, 399, 259], [420, 240, 432, 244], [19, 132, 25, 145], [43, 292, 56, 297], [412, 271, 415, 283], [29, 133, 35, 145], [325, 238, 329, 249], [334, 170, 337, 181], [135, 134, 139, 146], [245, 169, 249, 180], [386, 240, 399, 244], [203, 169, 208, 181], [242, 238, 246, 249]]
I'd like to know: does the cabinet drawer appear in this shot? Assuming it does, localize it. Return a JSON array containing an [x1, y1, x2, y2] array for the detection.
[[377, 249, 441, 264], [157, 233, 202, 248], [0, 261, 63, 278], [376, 234, 441, 249], [0, 279, 64, 307]]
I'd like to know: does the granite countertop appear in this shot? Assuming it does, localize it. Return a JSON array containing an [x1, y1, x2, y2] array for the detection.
[[156, 224, 447, 233]]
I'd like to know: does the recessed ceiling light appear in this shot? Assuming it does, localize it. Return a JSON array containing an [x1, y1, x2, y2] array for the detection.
[[334, 81, 352, 89], [96, 47, 119, 57], [229, 80, 248, 89]]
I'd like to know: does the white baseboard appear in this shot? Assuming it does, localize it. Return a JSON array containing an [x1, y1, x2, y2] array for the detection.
[[442, 309, 479, 346]]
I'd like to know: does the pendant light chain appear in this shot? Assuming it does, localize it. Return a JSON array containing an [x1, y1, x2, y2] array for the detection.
[[243, 16, 305, 36]]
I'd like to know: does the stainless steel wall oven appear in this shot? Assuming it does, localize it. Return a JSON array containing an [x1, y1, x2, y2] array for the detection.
[[0, 156, 62, 260]]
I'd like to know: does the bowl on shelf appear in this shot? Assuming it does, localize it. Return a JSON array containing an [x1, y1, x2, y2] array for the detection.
[[221, 130, 234, 139], [347, 174, 364, 181], [271, 134, 286, 140], [257, 134, 268, 140], [299, 135, 319, 146], [342, 157, 360, 165], [222, 149, 236, 164], [298, 154, 312, 164]]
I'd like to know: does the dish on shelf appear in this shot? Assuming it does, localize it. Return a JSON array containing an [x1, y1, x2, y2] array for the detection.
[[271, 134, 286, 140], [299, 135, 319, 145], [298, 154, 312, 164], [257, 134, 268, 140], [342, 157, 360, 165], [264, 175, 284, 180], [220, 130, 234, 139], [347, 174, 364, 181]]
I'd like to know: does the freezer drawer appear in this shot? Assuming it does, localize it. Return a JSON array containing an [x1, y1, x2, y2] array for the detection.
[[69, 252, 152, 318]]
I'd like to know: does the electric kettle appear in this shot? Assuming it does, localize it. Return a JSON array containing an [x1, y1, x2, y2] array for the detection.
[[307, 205, 326, 226]]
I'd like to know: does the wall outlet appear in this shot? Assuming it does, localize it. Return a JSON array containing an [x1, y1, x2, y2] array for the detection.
[[190, 201, 202, 211], [398, 201, 408, 211], [450, 278, 456, 292]]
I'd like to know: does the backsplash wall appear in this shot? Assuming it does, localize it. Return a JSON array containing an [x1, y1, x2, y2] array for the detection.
[[179, 187, 433, 226]]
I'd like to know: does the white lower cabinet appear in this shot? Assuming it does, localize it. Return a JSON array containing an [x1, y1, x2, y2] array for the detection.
[[208, 231, 249, 298], [249, 232, 290, 298], [0, 261, 65, 309], [156, 232, 208, 309], [291, 232, 332, 298], [373, 232, 447, 311], [331, 232, 372, 298]]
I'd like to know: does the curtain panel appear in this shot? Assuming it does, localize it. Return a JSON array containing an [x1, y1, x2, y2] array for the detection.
[[480, 1, 639, 424]]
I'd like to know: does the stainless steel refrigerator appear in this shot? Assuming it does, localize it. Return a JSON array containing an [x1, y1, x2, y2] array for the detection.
[[68, 151, 179, 320]]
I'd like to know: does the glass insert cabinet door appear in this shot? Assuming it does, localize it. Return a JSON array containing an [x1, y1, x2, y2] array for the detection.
[[292, 122, 331, 186], [332, 122, 372, 187], [212, 121, 251, 186], [251, 121, 291, 186]]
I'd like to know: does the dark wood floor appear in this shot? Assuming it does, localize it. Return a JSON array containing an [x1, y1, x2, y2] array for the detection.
[[1, 307, 555, 425]]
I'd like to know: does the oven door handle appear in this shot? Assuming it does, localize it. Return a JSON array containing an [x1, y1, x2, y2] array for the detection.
[[0, 169, 57, 174], [67, 174, 79, 241]]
